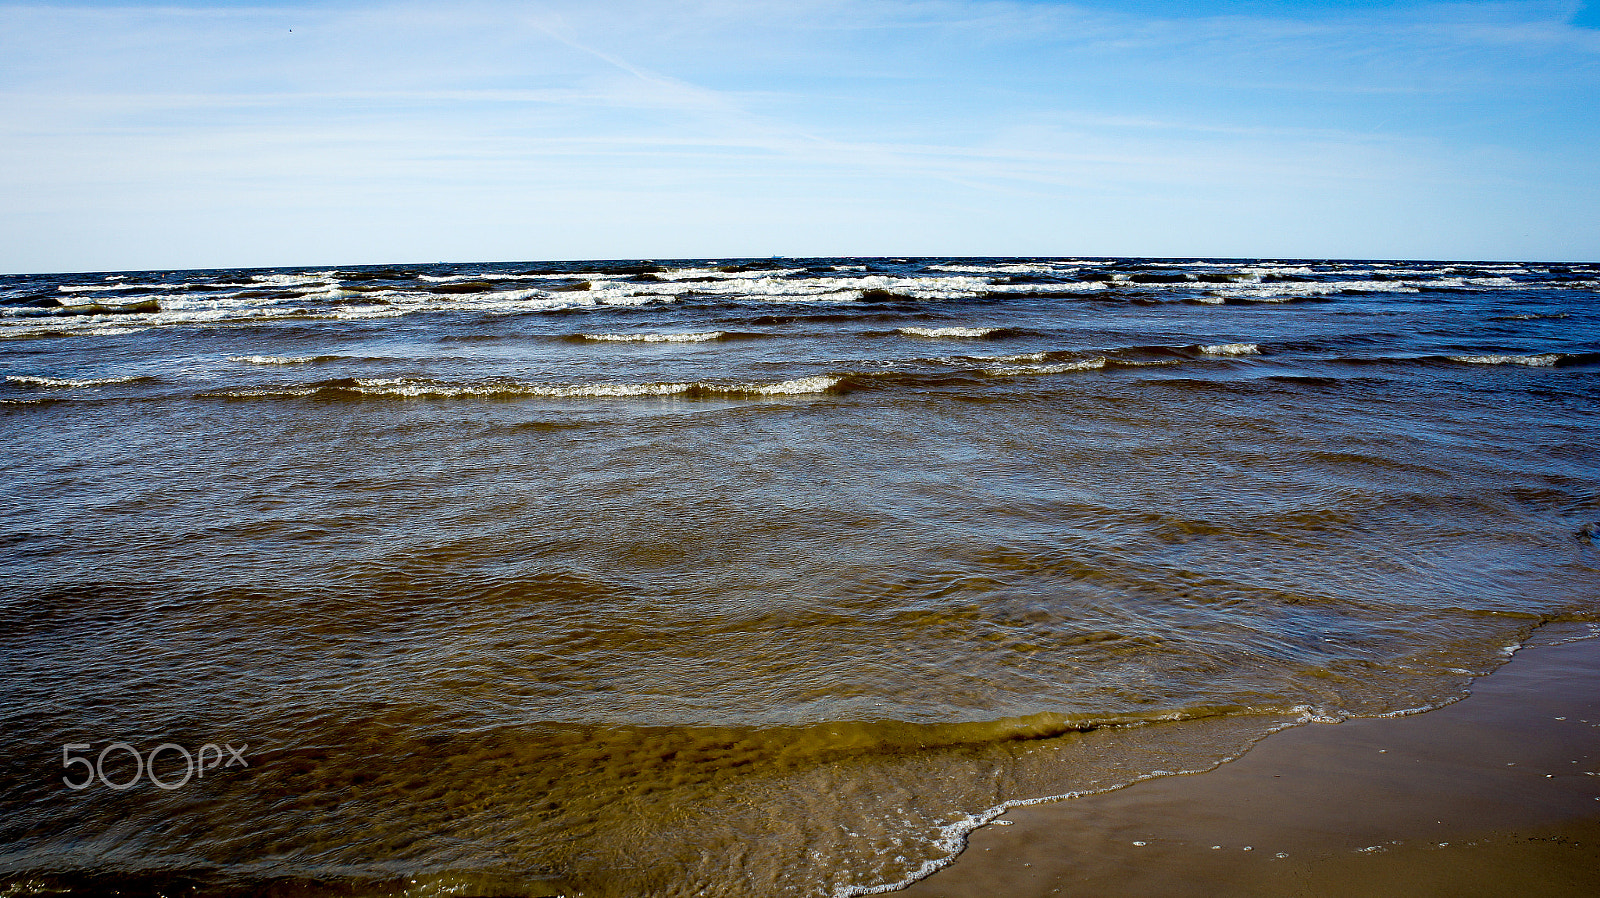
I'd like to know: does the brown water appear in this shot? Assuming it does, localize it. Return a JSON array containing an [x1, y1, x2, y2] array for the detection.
[[2, 257, 1598, 895]]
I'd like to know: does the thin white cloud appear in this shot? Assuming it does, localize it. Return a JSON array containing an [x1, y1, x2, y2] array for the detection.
[[1, 0, 1596, 270]]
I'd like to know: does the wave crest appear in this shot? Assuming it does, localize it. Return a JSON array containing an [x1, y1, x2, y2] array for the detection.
[[1448, 353, 1562, 367], [217, 375, 843, 400], [6, 374, 147, 388], [1199, 342, 1261, 356], [576, 331, 726, 343], [898, 326, 1003, 339]]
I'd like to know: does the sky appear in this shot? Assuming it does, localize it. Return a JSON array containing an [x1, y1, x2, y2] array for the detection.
[[1, 1, 1597, 272]]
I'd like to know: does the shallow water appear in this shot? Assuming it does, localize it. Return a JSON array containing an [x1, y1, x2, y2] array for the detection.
[[2, 257, 1598, 896]]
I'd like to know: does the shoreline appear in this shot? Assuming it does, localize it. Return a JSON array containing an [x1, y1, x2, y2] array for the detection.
[[896, 622, 1600, 898]]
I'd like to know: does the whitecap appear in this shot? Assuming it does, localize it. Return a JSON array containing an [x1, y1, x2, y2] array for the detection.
[[249, 271, 338, 288], [228, 355, 317, 365], [926, 262, 1072, 276], [577, 331, 725, 343], [1447, 353, 1561, 367], [1200, 343, 1260, 356], [898, 326, 1001, 338], [1212, 280, 1417, 300], [970, 352, 1047, 363], [527, 375, 840, 399], [982, 281, 1109, 294], [744, 375, 841, 395], [302, 374, 844, 400], [58, 283, 178, 293], [6, 374, 143, 387], [655, 267, 806, 281], [985, 357, 1107, 376]]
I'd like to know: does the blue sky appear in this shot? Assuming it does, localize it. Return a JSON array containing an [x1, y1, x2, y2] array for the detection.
[[1, 1, 1596, 271]]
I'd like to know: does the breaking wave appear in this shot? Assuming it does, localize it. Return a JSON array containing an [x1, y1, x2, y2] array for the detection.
[[897, 326, 1005, 339], [5, 374, 149, 388], [1200, 342, 1261, 356], [575, 331, 727, 343], [1448, 353, 1564, 367], [214, 375, 843, 400], [227, 355, 328, 365]]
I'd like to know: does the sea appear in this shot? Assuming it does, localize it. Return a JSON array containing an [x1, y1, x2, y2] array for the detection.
[[2, 256, 1597, 897]]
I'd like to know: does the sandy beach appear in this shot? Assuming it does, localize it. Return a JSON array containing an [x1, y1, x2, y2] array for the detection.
[[901, 623, 1600, 898]]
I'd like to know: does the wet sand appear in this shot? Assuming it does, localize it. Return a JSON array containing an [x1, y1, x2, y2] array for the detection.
[[901, 624, 1600, 898]]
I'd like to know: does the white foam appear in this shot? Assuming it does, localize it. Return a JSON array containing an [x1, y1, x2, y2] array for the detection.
[[326, 374, 843, 400], [586, 273, 994, 303], [1448, 353, 1561, 367], [898, 326, 1001, 338], [4, 270, 1012, 340], [833, 738, 1272, 898], [522, 381, 694, 398], [6, 374, 142, 387], [1200, 343, 1260, 356], [58, 283, 178, 293], [927, 262, 1072, 276], [418, 273, 546, 283], [744, 375, 841, 395], [291, 286, 348, 299], [1289, 704, 1347, 725], [971, 352, 1048, 363], [228, 355, 316, 365], [1235, 265, 1318, 278], [985, 357, 1106, 376], [249, 271, 338, 288], [982, 281, 1109, 294], [1209, 278, 1445, 302], [656, 267, 806, 281], [578, 331, 725, 343], [328, 307, 406, 320]]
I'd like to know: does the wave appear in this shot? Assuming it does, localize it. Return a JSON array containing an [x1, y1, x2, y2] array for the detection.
[[5, 374, 150, 388], [45, 299, 162, 316], [982, 357, 1107, 376], [57, 283, 180, 294], [418, 272, 588, 283], [214, 375, 843, 401], [657, 266, 807, 281], [575, 331, 727, 343], [248, 271, 339, 288], [982, 282, 1112, 296], [1200, 342, 1261, 356], [5, 259, 1588, 350], [1315, 351, 1599, 371], [897, 326, 1004, 339], [227, 355, 330, 365], [1446, 353, 1571, 367], [834, 343, 1267, 389], [926, 262, 1074, 276]]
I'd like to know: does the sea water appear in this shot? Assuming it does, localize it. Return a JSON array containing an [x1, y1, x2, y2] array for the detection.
[[2, 257, 1597, 896]]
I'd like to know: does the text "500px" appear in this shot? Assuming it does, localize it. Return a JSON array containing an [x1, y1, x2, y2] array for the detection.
[[63, 742, 249, 791]]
